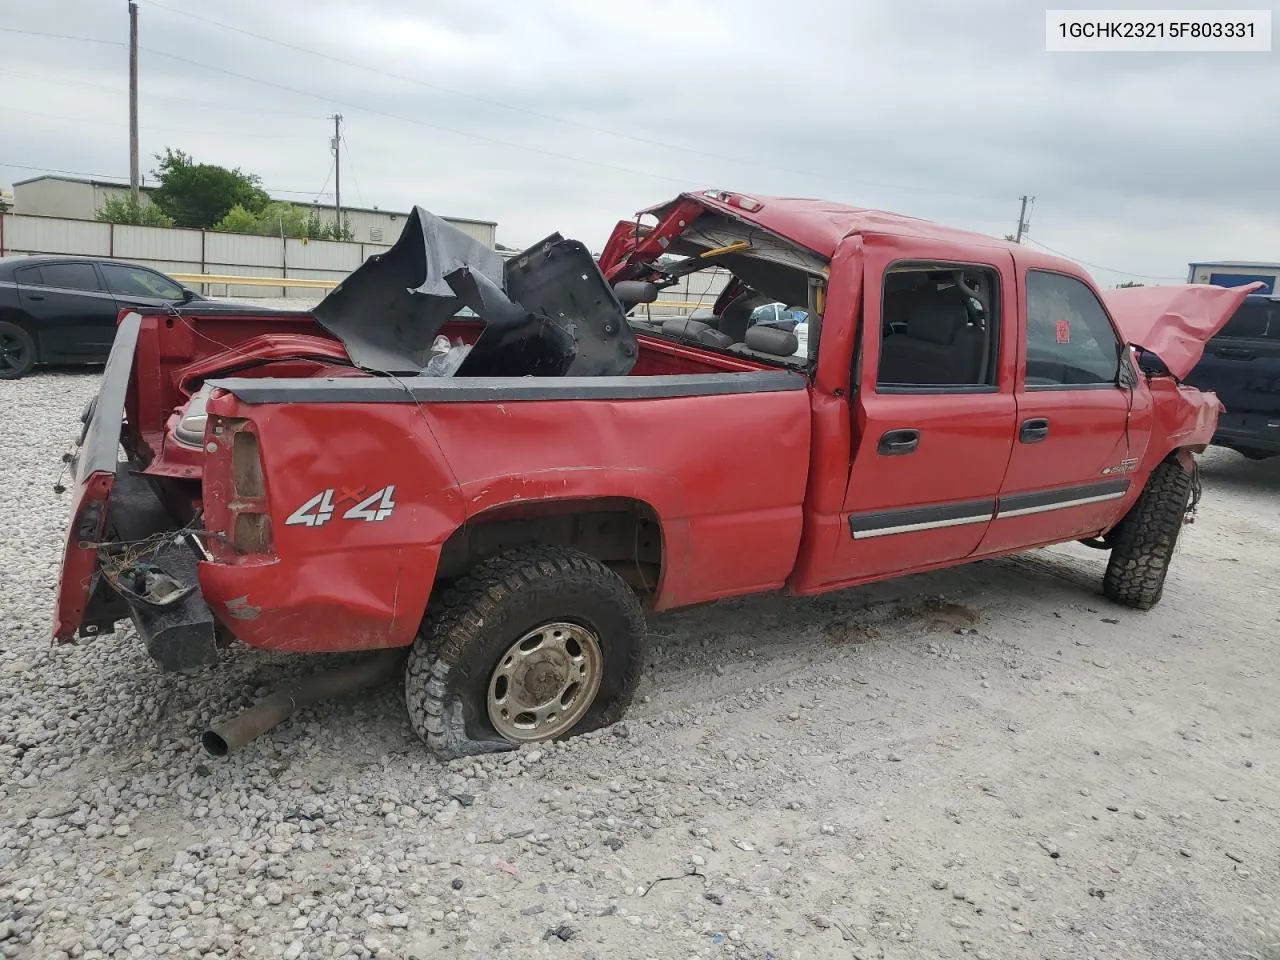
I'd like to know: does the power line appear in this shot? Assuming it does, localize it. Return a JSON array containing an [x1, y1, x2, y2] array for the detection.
[[137, 0, 1009, 203], [0, 105, 317, 140], [0, 68, 329, 118], [0, 26, 122, 46], [341, 135, 364, 207], [1, 22, 1014, 209], [138, 47, 699, 189], [1025, 238, 1185, 281], [0, 25, 707, 189]]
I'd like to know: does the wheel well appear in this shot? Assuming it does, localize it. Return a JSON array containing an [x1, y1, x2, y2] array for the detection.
[[0, 307, 36, 334], [436, 498, 665, 600]]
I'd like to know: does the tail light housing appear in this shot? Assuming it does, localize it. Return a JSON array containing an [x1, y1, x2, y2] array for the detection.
[[203, 411, 273, 560]]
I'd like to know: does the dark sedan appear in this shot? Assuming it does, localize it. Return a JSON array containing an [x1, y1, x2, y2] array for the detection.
[[0, 255, 248, 379]]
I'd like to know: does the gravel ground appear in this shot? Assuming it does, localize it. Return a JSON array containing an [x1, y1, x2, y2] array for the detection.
[[2, 370, 1279, 960]]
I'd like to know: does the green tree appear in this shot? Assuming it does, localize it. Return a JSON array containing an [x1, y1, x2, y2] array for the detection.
[[149, 148, 270, 228], [95, 194, 176, 227], [213, 201, 354, 241], [212, 203, 262, 235]]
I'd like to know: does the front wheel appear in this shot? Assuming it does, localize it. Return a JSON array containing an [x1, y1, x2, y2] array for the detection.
[[1102, 459, 1194, 610], [405, 545, 647, 761]]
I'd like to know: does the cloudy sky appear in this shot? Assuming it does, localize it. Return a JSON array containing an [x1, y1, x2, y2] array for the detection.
[[2, 0, 1277, 286]]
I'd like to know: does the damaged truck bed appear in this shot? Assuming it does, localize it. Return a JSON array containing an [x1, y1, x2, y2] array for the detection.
[[54, 190, 1258, 759]]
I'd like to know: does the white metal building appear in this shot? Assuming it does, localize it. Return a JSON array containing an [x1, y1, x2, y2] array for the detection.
[[1187, 261, 1278, 296], [10, 175, 497, 248]]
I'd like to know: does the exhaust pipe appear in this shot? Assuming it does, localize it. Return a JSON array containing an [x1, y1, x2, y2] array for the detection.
[[202, 648, 407, 757]]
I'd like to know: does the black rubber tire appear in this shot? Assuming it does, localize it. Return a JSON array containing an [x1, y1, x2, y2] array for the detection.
[[1102, 459, 1193, 611], [405, 545, 647, 761], [0, 320, 37, 380]]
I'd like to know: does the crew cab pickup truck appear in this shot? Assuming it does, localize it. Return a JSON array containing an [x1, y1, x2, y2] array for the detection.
[[53, 191, 1256, 759]]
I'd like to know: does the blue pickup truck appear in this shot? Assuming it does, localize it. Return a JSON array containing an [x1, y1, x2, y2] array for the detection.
[[1183, 294, 1280, 460]]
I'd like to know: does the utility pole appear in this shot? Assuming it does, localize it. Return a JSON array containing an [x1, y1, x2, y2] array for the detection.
[[1014, 194, 1034, 244], [129, 1, 140, 205], [330, 114, 343, 234]]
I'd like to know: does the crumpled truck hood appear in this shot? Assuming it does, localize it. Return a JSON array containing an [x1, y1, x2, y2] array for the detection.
[[1102, 282, 1265, 380]]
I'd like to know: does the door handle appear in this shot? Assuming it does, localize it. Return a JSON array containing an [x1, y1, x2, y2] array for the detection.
[[1216, 347, 1255, 360], [1020, 418, 1050, 443], [878, 428, 920, 456], [25, 294, 45, 301]]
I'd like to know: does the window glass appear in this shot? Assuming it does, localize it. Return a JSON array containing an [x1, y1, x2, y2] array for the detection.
[[36, 262, 102, 292], [1024, 271, 1120, 386], [1218, 299, 1276, 339], [876, 266, 999, 389], [101, 263, 184, 300], [14, 265, 43, 285]]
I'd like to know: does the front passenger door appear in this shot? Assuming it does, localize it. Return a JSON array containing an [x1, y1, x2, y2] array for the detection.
[[100, 262, 188, 314], [976, 269, 1153, 555], [14, 261, 119, 362]]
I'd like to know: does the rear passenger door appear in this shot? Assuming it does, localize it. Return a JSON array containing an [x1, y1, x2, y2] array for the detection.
[[829, 239, 1018, 585], [976, 269, 1152, 556], [14, 261, 119, 362]]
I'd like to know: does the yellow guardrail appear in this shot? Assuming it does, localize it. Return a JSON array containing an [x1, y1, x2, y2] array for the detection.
[[171, 273, 340, 290]]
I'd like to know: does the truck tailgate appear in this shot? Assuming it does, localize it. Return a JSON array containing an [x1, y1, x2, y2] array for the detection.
[[53, 313, 141, 641]]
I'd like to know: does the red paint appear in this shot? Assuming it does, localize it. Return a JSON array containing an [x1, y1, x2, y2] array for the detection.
[[54, 193, 1236, 658], [1101, 282, 1263, 380]]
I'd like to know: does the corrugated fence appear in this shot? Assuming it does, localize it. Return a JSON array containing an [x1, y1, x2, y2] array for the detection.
[[1, 213, 399, 298]]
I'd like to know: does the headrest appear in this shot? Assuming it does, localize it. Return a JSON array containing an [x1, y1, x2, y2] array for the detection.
[[906, 300, 962, 345], [744, 325, 799, 357]]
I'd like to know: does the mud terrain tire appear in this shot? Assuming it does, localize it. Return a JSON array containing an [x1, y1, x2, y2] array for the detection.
[[1102, 459, 1193, 611], [405, 545, 647, 761]]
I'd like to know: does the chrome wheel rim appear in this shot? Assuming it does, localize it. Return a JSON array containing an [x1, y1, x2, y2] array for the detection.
[[487, 621, 603, 742]]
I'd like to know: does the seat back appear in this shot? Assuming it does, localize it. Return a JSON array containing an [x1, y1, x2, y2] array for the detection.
[[879, 298, 981, 385]]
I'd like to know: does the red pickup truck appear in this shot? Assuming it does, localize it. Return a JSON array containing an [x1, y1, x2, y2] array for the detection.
[[53, 191, 1254, 760]]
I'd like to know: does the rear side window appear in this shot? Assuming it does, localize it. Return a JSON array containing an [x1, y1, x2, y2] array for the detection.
[[1218, 299, 1276, 339], [14, 265, 43, 285], [1024, 271, 1120, 387], [37, 262, 103, 292], [876, 264, 1001, 391]]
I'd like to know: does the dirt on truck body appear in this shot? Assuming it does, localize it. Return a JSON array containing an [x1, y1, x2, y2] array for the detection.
[[53, 189, 1259, 759]]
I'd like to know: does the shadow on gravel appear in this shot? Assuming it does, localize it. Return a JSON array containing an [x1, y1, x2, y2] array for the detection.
[[1198, 450, 1280, 495]]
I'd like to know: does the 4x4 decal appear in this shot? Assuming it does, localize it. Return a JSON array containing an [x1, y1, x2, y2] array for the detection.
[[285, 486, 397, 527]]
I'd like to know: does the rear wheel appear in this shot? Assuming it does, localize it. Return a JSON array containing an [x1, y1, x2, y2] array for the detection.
[[405, 545, 647, 760], [0, 321, 37, 380], [1102, 459, 1194, 610]]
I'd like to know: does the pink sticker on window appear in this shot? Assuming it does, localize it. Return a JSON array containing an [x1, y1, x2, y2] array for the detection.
[[1055, 320, 1071, 344]]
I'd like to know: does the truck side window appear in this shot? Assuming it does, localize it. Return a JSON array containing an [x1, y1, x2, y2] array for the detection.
[[1024, 271, 1120, 387], [876, 265, 999, 390]]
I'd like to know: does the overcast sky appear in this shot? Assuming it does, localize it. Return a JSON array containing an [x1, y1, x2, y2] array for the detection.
[[2, 0, 1277, 286]]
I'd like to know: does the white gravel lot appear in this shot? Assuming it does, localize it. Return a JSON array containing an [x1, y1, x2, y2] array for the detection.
[[2, 369, 1279, 960]]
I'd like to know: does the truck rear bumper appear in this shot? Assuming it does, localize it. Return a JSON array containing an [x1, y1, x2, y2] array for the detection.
[[95, 465, 221, 671]]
